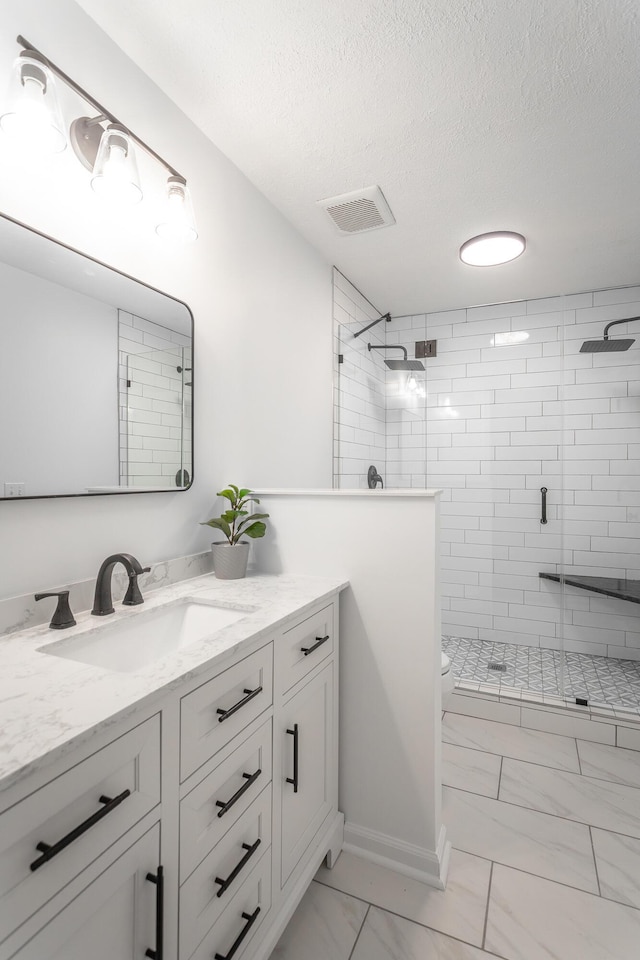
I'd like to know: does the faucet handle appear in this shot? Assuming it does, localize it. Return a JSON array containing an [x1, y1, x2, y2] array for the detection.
[[35, 591, 77, 630], [123, 566, 151, 606]]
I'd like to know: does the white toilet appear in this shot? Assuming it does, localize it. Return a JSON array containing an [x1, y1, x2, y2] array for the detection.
[[441, 652, 454, 708]]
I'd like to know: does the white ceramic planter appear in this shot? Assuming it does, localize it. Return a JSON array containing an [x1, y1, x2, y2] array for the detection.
[[211, 541, 250, 579]]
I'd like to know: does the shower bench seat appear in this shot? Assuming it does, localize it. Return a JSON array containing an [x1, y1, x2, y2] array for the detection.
[[539, 572, 640, 605]]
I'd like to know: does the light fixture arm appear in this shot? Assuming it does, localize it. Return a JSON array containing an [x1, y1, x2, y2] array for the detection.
[[16, 34, 182, 179]]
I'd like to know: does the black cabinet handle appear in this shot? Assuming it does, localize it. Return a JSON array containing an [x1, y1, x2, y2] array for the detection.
[[214, 838, 261, 897], [301, 635, 329, 657], [217, 686, 262, 723], [286, 723, 299, 793], [216, 769, 262, 818], [145, 865, 164, 960], [214, 906, 261, 960], [540, 486, 548, 525], [30, 789, 131, 871]]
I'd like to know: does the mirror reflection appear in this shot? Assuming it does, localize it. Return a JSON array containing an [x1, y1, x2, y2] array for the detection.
[[0, 213, 193, 499]]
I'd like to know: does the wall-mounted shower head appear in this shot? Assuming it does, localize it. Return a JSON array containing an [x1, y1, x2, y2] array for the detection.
[[580, 339, 634, 353], [580, 316, 640, 353], [367, 343, 425, 371]]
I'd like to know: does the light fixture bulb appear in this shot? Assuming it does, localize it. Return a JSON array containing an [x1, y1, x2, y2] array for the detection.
[[91, 123, 142, 205], [0, 52, 66, 154], [407, 373, 418, 392], [156, 175, 198, 243], [460, 231, 526, 266]]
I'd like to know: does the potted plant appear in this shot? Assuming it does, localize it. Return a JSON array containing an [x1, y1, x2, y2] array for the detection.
[[201, 485, 269, 579]]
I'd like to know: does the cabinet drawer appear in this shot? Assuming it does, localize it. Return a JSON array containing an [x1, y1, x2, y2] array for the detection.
[[181, 645, 273, 781], [180, 719, 272, 881], [186, 847, 271, 960], [0, 715, 160, 945], [180, 787, 271, 960], [277, 604, 334, 695]]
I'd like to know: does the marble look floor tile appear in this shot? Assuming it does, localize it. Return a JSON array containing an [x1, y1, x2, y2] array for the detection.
[[486, 863, 640, 960], [577, 739, 640, 787], [270, 880, 367, 960], [499, 757, 640, 838], [443, 713, 580, 772], [591, 828, 640, 909], [315, 848, 490, 948], [350, 906, 492, 960], [442, 786, 598, 893], [442, 742, 501, 798]]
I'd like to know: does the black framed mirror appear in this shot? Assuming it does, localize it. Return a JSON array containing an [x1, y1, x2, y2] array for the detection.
[[0, 212, 193, 500]]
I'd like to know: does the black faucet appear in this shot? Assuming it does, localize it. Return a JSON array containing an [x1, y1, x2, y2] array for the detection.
[[91, 554, 151, 617]]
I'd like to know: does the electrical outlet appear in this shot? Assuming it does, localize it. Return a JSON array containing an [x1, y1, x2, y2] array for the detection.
[[4, 482, 25, 497]]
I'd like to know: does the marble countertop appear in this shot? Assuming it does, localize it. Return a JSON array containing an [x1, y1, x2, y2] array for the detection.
[[0, 572, 348, 796]]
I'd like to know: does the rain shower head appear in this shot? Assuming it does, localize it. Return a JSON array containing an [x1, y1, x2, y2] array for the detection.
[[580, 338, 635, 353], [385, 358, 425, 370], [580, 315, 640, 353], [367, 343, 425, 371]]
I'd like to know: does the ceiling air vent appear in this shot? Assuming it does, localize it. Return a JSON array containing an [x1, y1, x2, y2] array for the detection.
[[317, 186, 396, 235]]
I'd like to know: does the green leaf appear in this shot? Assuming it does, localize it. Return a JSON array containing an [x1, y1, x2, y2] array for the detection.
[[242, 521, 267, 539], [228, 483, 239, 496], [238, 488, 252, 499], [217, 488, 237, 504], [200, 518, 232, 539], [221, 509, 240, 523]]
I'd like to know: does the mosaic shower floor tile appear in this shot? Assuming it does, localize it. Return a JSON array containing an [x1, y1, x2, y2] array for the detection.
[[443, 636, 640, 713]]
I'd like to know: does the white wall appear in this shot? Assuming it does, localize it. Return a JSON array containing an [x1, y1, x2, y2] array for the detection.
[[255, 490, 448, 886], [0, 0, 333, 599], [0, 260, 117, 495]]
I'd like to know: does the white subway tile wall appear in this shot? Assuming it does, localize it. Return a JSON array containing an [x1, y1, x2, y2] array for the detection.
[[334, 279, 640, 658], [118, 311, 192, 488], [333, 269, 387, 487]]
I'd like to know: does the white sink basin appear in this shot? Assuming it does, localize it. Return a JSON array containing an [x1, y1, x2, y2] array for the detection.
[[38, 599, 251, 673]]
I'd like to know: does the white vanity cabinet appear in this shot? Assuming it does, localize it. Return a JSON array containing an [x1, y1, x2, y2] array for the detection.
[[0, 591, 343, 960]]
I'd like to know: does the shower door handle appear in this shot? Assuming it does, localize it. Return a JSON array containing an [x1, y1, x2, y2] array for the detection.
[[540, 487, 548, 525]]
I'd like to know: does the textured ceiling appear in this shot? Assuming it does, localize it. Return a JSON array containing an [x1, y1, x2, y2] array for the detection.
[[76, 0, 640, 314]]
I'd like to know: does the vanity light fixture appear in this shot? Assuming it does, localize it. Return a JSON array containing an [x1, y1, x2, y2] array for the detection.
[[1, 36, 197, 239], [460, 231, 526, 266], [0, 50, 66, 153], [156, 175, 198, 243]]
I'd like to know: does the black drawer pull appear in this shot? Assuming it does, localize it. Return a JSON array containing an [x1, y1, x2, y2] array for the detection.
[[145, 865, 164, 960], [214, 906, 261, 960], [214, 838, 261, 897], [286, 723, 299, 793], [216, 769, 262, 818], [217, 686, 263, 723], [540, 486, 548, 525], [30, 789, 131, 871], [301, 635, 329, 657]]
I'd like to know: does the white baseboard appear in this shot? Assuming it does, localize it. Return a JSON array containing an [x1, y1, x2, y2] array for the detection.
[[343, 820, 450, 889]]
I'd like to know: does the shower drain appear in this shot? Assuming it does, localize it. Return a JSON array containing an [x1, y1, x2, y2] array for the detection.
[[487, 662, 507, 672]]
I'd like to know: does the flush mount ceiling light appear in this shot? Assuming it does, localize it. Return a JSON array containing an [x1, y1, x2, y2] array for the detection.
[[460, 231, 526, 266], [1, 35, 197, 240]]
